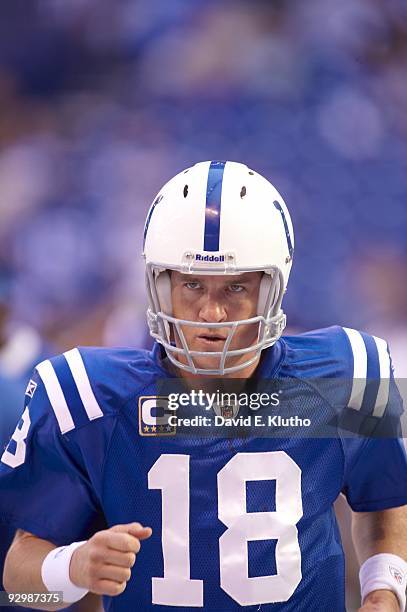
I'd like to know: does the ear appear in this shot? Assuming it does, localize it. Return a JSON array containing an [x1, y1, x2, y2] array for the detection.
[[156, 271, 172, 315]]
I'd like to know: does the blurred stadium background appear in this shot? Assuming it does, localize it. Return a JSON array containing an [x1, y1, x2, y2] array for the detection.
[[0, 1, 406, 610], [1, 0, 407, 355]]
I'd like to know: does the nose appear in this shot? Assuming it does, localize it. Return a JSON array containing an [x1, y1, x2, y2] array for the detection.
[[198, 294, 227, 323]]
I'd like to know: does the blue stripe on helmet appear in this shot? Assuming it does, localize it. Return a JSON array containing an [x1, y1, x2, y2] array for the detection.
[[274, 200, 294, 259], [204, 161, 226, 251], [143, 194, 163, 252]]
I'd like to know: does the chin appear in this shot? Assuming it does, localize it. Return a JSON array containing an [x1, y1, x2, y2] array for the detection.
[[190, 354, 243, 374], [190, 356, 224, 372]]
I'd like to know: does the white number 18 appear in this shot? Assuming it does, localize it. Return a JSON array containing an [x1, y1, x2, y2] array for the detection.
[[148, 451, 303, 607]]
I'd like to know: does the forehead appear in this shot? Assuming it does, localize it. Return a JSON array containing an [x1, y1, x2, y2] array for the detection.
[[171, 271, 262, 286]]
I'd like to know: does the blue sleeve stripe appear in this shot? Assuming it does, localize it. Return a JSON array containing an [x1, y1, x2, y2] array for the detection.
[[36, 360, 75, 434], [342, 327, 367, 410], [372, 336, 391, 418], [64, 349, 104, 421], [359, 332, 380, 416]]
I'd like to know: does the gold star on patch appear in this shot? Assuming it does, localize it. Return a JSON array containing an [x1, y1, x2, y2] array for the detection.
[[151, 425, 157, 432], [144, 425, 150, 432]]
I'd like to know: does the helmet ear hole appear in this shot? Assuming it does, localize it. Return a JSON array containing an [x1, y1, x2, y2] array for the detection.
[[156, 271, 172, 315]]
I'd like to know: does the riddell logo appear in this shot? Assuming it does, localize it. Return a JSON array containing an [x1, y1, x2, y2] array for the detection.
[[195, 254, 225, 262]]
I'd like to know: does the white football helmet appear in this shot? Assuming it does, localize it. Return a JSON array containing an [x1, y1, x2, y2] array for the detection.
[[143, 160, 294, 375]]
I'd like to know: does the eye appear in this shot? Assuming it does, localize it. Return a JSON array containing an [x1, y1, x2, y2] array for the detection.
[[184, 281, 201, 290], [228, 284, 245, 293]]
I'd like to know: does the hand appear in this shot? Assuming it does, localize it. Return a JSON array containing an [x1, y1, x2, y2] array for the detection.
[[69, 522, 152, 597], [358, 589, 400, 611]]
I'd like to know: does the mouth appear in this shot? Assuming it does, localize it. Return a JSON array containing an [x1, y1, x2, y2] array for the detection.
[[196, 333, 227, 346]]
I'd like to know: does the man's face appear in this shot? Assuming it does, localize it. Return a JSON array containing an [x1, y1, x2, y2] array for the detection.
[[170, 271, 263, 374]]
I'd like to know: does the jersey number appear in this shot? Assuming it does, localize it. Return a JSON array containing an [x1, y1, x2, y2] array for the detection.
[[1, 407, 31, 468], [148, 451, 303, 607]]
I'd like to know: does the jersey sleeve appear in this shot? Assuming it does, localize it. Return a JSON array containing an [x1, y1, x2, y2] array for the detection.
[[342, 436, 407, 511], [342, 328, 404, 421], [0, 368, 105, 545], [341, 330, 407, 511]]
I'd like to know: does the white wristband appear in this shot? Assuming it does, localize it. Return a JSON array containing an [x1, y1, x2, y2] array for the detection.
[[41, 541, 89, 604], [359, 553, 407, 612]]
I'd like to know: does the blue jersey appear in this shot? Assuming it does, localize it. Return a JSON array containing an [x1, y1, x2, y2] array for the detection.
[[0, 326, 406, 611]]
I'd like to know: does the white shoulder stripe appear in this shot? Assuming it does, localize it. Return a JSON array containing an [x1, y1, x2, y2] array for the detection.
[[342, 327, 367, 411], [372, 336, 391, 418], [36, 360, 75, 433], [64, 348, 103, 421]]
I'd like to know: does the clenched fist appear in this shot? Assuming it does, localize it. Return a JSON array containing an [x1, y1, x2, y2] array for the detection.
[[69, 522, 152, 597]]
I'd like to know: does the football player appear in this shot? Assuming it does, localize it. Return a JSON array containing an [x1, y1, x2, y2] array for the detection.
[[1, 161, 406, 611]]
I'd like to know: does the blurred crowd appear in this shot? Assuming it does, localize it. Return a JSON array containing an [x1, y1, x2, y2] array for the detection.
[[1, 0, 407, 357]]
